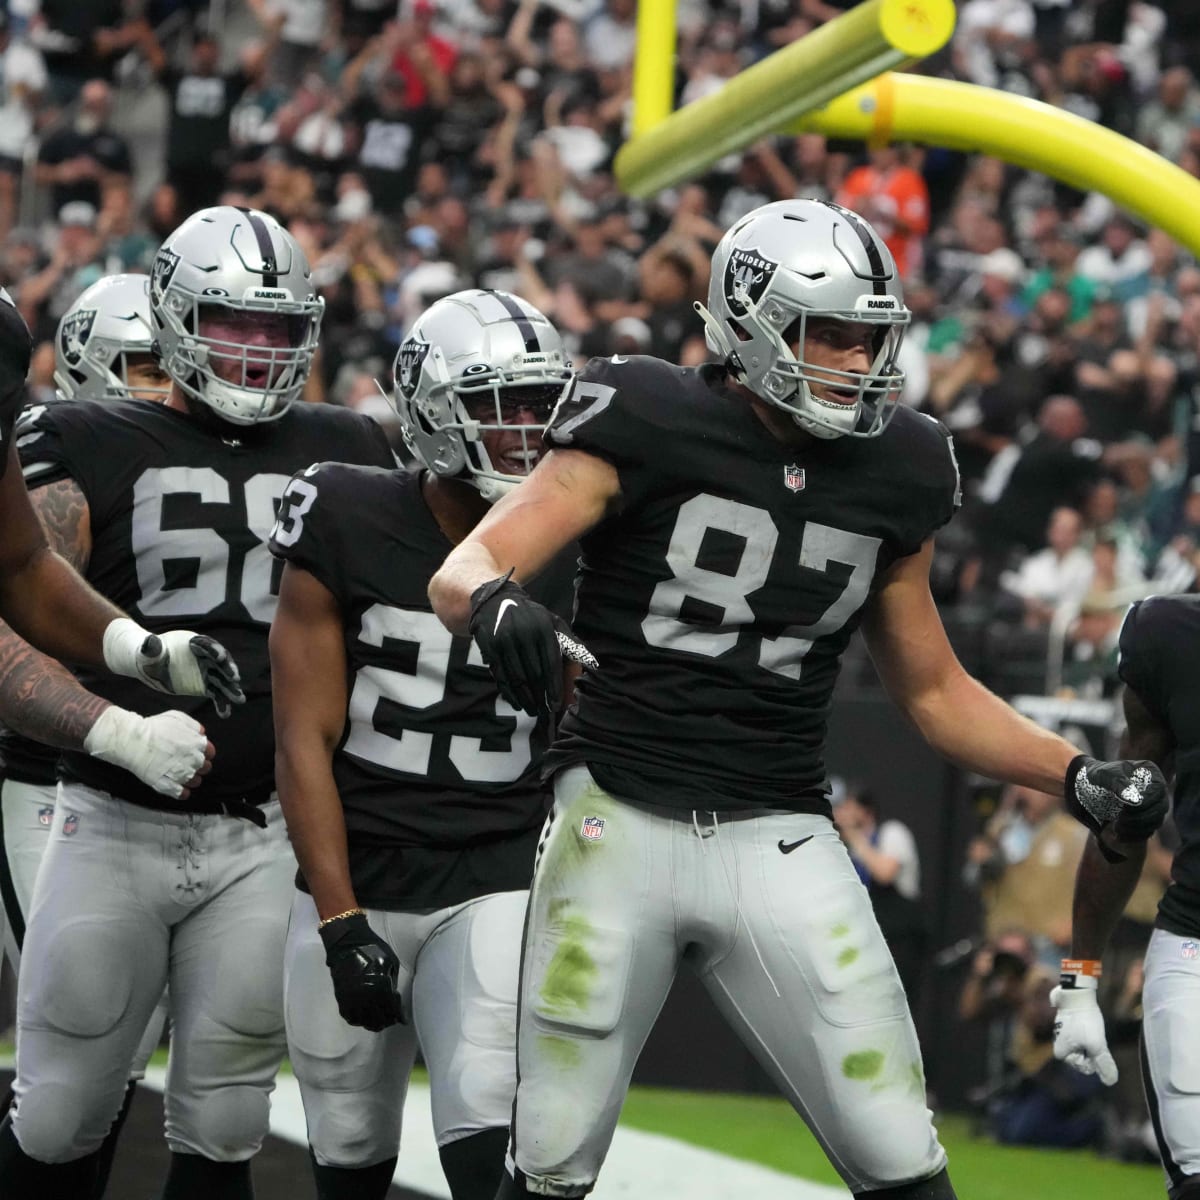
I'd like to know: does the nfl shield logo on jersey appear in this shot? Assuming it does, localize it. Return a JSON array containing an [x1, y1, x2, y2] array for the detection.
[[62, 812, 79, 837], [784, 464, 806, 492], [37, 806, 53, 828], [1183, 941, 1199, 960], [580, 815, 606, 841]]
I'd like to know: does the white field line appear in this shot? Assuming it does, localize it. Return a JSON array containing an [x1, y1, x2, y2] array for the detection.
[[142, 1067, 847, 1199]]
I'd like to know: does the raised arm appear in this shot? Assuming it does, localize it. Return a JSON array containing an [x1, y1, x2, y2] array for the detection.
[[429, 447, 618, 634], [429, 447, 617, 715]]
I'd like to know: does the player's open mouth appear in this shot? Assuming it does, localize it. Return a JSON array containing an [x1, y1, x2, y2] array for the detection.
[[812, 388, 859, 407], [498, 449, 540, 474]]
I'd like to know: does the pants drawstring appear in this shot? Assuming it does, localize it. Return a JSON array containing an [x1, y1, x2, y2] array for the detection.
[[704, 810, 782, 999]]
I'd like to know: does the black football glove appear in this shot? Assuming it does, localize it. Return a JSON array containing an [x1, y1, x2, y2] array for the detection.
[[468, 572, 597, 716], [319, 913, 406, 1032], [1065, 755, 1169, 861]]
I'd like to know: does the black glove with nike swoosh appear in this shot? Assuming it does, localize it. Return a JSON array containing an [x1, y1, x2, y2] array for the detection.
[[1065, 755, 1169, 861], [468, 572, 597, 715]]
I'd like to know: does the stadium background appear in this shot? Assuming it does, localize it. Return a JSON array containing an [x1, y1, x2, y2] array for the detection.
[[0, 0, 1195, 1193]]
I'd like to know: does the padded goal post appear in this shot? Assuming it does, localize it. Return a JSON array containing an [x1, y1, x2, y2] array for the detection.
[[617, 0, 955, 197]]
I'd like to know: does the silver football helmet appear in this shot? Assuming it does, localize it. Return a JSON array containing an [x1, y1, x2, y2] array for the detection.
[[696, 198, 910, 439], [148, 205, 323, 425], [54, 274, 169, 403], [391, 289, 573, 502]]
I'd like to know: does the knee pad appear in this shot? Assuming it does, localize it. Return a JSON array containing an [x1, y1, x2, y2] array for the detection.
[[12, 1085, 104, 1163], [170, 1085, 271, 1161], [22, 919, 138, 1038]]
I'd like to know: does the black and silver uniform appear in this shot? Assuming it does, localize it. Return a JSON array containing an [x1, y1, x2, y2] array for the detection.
[[14, 397, 394, 814], [542, 355, 960, 813], [1119, 594, 1200, 939], [270, 463, 577, 908]]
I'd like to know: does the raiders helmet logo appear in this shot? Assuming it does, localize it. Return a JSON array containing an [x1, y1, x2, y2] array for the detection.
[[725, 246, 777, 318], [396, 340, 430, 398], [60, 309, 97, 365], [150, 248, 181, 303]]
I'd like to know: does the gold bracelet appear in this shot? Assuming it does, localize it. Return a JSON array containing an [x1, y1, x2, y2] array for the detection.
[[318, 907, 365, 930]]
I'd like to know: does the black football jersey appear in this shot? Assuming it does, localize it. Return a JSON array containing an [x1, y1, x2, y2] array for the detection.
[[541, 356, 960, 812], [269, 463, 577, 907], [13, 398, 395, 813], [1118, 595, 1200, 938]]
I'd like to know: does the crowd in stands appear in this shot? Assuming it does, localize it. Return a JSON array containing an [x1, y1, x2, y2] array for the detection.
[[1, 0, 1198, 1170]]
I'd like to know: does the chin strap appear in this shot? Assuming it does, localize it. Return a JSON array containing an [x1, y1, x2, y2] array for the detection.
[[693, 301, 743, 378]]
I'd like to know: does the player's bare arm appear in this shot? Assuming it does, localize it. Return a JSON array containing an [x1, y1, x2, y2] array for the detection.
[[0, 447, 125, 667], [270, 561, 357, 921], [1070, 683, 1173, 961], [0, 474, 112, 747], [0, 474, 212, 796], [431, 447, 619, 633], [862, 537, 1079, 794]]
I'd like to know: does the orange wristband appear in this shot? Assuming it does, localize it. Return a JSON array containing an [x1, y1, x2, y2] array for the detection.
[[1060, 959, 1103, 978], [1060, 958, 1102, 989]]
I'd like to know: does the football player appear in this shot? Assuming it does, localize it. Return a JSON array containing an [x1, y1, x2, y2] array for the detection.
[[1052, 595, 1200, 1199], [0, 273, 180, 1196], [0, 290, 234, 802], [428, 199, 1168, 1200], [52, 272, 172, 404], [0, 206, 396, 1199], [269, 289, 578, 1200]]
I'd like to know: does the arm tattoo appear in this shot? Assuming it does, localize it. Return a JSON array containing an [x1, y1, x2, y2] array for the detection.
[[30, 477, 91, 571], [0, 477, 107, 750], [0, 631, 109, 750]]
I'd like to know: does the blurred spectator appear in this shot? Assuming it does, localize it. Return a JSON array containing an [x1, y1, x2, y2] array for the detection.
[[976, 395, 1105, 558], [35, 79, 132, 215], [999, 506, 1094, 628], [0, 10, 47, 242], [832, 781, 926, 1004], [965, 783, 1087, 960], [160, 33, 266, 212], [1134, 65, 1200, 163], [389, 0, 457, 109], [31, 0, 163, 104], [835, 144, 931, 280], [1074, 215, 1153, 303], [927, 324, 1037, 489], [249, 0, 330, 87], [227, 40, 291, 189], [954, 0, 1036, 90], [583, 0, 637, 72], [15, 201, 105, 340], [343, 24, 442, 214]]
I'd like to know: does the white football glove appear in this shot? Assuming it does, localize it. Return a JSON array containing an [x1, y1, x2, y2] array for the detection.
[[103, 617, 245, 717], [1050, 983, 1118, 1086], [83, 706, 212, 800]]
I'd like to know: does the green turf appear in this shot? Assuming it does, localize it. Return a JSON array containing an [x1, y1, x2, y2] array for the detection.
[[10, 1043, 1165, 1197], [616, 1088, 1166, 1199]]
